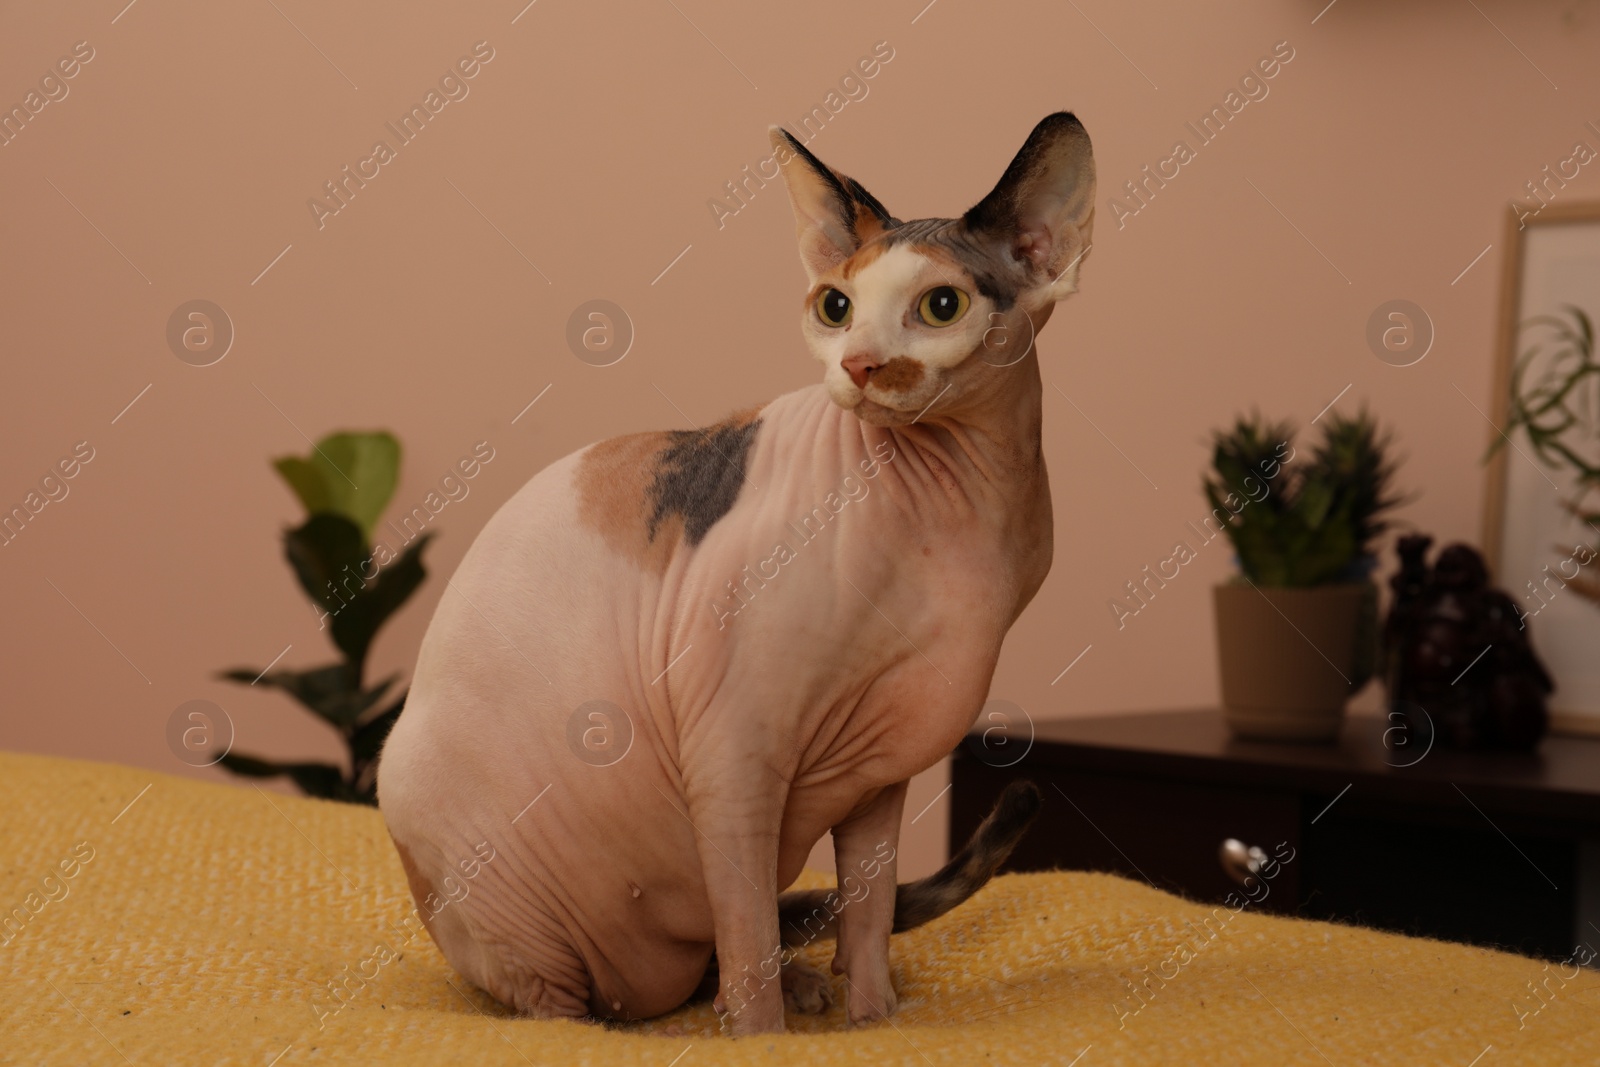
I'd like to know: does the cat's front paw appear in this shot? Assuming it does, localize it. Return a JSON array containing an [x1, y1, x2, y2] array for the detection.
[[781, 959, 835, 1015], [842, 968, 897, 1026]]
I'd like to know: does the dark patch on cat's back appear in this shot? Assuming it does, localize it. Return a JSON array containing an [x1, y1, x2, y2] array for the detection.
[[576, 409, 762, 574], [647, 412, 762, 546]]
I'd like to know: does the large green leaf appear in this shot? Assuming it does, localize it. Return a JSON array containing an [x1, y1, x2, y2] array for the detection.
[[284, 513, 368, 614], [273, 431, 401, 538], [220, 664, 394, 730], [329, 533, 433, 675], [281, 512, 433, 676]]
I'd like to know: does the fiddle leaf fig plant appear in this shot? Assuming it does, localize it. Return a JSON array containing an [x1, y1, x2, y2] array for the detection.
[[1205, 410, 1402, 587], [218, 430, 430, 805]]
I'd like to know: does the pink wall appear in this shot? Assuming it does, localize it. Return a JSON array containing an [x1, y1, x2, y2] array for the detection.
[[2, 0, 1598, 878]]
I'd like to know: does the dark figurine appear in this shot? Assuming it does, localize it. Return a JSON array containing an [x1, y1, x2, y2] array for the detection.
[[1383, 535, 1551, 751]]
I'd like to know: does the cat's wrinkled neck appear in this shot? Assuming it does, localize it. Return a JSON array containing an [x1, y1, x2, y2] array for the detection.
[[888, 349, 1046, 497]]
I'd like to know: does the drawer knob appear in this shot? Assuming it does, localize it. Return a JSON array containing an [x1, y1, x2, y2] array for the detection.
[[1219, 838, 1268, 886]]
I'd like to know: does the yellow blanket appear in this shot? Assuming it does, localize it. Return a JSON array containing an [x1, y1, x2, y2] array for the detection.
[[2, 750, 1594, 1065]]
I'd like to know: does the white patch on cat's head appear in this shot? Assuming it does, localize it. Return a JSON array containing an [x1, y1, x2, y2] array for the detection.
[[803, 244, 994, 424]]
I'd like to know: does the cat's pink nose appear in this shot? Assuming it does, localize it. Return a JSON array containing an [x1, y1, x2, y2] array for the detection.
[[842, 353, 882, 389]]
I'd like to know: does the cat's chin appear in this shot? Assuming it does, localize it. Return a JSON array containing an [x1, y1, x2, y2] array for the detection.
[[837, 394, 918, 426]]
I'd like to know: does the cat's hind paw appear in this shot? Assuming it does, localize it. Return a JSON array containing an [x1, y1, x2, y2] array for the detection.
[[781, 959, 835, 1016]]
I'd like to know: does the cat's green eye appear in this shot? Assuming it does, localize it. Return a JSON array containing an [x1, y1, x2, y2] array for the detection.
[[918, 286, 969, 327], [816, 288, 852, 327]]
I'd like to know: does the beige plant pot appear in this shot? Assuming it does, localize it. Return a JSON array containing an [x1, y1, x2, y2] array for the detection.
[[1213, 582, 1374, 742]]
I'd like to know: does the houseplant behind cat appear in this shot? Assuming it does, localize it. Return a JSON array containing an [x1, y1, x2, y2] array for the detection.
[[378, 112, 1096, 1034]]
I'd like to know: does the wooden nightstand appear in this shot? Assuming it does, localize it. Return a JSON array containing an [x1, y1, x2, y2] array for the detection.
[[950, 709, 1600, 960]]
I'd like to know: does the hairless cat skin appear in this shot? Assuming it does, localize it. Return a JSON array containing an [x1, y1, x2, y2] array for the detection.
[[378, 112, 1096, 1034]]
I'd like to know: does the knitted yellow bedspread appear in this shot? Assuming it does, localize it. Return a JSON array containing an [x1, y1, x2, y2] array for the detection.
[[2, 750, 1594, 1065]]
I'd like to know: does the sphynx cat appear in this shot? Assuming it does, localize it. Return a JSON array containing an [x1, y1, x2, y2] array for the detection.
[[379, 111, 1095, 1034]]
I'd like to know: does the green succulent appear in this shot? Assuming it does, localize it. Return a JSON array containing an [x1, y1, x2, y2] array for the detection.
[[1205, 409, 1402, 587]]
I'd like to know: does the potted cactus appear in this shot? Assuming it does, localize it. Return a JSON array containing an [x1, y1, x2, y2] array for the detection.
[[1207, 410, 1403, 741]]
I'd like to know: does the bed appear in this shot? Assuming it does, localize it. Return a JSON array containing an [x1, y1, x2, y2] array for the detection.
[[2, 750, 1593, 1065]]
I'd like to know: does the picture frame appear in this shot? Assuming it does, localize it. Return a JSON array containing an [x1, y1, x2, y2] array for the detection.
[[1483, 200, 1600, 738]]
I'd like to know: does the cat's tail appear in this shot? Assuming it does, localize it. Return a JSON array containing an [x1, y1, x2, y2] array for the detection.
[[777, 780, 1041, 950]]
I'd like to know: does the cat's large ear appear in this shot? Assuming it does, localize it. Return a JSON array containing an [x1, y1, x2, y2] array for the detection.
[[963, 112, 1096, 302], [770, 127, 898, 281]]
